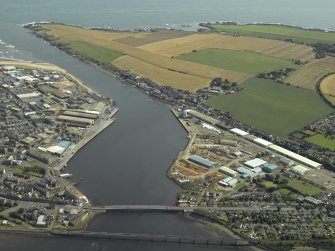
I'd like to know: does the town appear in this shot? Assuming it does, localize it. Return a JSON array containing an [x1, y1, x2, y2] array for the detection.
[[168, 108, 335, 249], [0, 63, 117, 231]]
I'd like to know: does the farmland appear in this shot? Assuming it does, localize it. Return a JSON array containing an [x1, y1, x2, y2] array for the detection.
[[285, 57, 335, 90], [177, 48, 298, 74], [140, 33, 314, 62], [207, 23, 335, 44], [205, 77, 333, 138], [320, 74, 335, 105], [305, 134, 335, 151], [37, 23, 318, 91]]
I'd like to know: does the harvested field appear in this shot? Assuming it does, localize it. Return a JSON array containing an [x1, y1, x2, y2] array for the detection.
[[320, 74, 335, 105], [113, 55, 210, 91], [286, 57, 335, 90], [139, 33, 314, 62], [114, 29, 193, 46]]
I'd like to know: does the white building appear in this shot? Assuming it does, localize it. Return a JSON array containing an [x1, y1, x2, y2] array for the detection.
[[219, 166, 238, 177], [218, 177, 238, 187], [253, 138, 273, 148], [244, 158, 267, 168], [291, 165, 310, 176], [36, 215, 47, 227], [230, 128, 249, 137]]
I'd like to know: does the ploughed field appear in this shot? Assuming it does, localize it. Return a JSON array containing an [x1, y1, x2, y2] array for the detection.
[[39, 24, 315, 92], [205, 77, 333, 138]]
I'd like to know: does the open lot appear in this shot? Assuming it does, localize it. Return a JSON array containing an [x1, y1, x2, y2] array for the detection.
[[285, 56, 335, 90], [285, 177, 322, 196], [320, 74, 335, 105], [177, 48, 298, 74], [205, 77, 333, 138], [208, 24, 335, 44], [305, 134, 335, 151]]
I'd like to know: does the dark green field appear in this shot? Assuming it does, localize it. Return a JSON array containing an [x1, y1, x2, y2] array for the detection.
[[205, 77, 333, 138], [177, 48, 297, 74], [208, 24, 335, 44], [65, 41, 124, 63]]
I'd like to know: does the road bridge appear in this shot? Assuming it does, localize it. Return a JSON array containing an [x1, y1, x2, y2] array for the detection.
[[88, 205, 294, 213]]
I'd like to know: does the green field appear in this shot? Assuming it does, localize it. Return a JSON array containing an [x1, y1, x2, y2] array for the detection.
[[277, 189, 291, 195], [65, 41, 124, 63], [285, 178, 322, 196], [208, 24, 335, 44], [263, 181, 278, 188], [177, 48, 297, 74], [305, 134, 335, 150], [205, 77, 333, 138]]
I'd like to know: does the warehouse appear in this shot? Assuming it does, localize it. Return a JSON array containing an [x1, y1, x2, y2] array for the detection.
[[230, 128, 249, 137], [219, 166, 238, 177], [291, 165, 310, 176], [236, 167, 255, 179], [253, 138, 273, 148], [63, 110, 99, 120], [269, 145, 322, 169], [57, 115, 94, 126], [188, 155, 215, 168], [262, 163, 278, 173], [218, 177, 238, 188], [244, 158, 267, 168]]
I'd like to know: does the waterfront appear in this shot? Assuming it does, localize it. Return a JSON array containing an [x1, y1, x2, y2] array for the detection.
[[1, 0, 335, 250]]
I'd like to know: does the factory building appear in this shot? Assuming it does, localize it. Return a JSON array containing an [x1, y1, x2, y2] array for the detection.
[[57, 115, 94, 126], [218, 177, 238, 188], [188, 155, 215, 168], [253, 138, 273, 148], [219, 166, 238, 177], [236, 167, 255, 179], [262, 163, 278, 173], [269, 145, 322, 169], [62, 110, 99, 120], [230, 128, 249, 137], [291, 165, 310, 176], [244, 158, 267, 169]]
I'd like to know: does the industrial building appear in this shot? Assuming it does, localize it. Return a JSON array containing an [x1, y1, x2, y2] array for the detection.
[[219, 166, 238, 177], [236, 167, 255, 179], [253, 138, 273, 148], [244, 158, 267, 168], [269, 145, 322, 169], [62, 110, 99, 120], [230, 128, 249, 137], [262, 163, 278, 173], [57, 115, 94, 126], [218, 177, 238, 187], [188, 155, 215, 168], [291, 165, 310, 176]]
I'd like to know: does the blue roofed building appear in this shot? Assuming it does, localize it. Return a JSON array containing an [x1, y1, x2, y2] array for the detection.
[[236, 167, 254, 179], [262, 163, 278, 173], [58, 141, 72, 151], [188, 155, 215, 168]]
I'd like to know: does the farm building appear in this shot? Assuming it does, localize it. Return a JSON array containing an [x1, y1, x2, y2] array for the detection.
[[218, 177, 238, 188], [253, 138, 273, 148], [269, 145, 322, 169], [219, 166, 238, 177], [262, 163, 278, 173], [188, 155, 215, 168], [291, 165, 310, 176], [244, 158, 267, 168], [230, 128, 249, 137]]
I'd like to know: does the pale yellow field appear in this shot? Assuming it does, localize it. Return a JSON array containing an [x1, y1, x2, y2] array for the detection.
[[113, 56, 210, 91], [139, 33, 314, 62], [286, 57, 335, 90], [320, 74, 335, 96]]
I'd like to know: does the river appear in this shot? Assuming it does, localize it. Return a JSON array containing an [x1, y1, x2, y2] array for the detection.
[[0, 1, 334, 250]]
